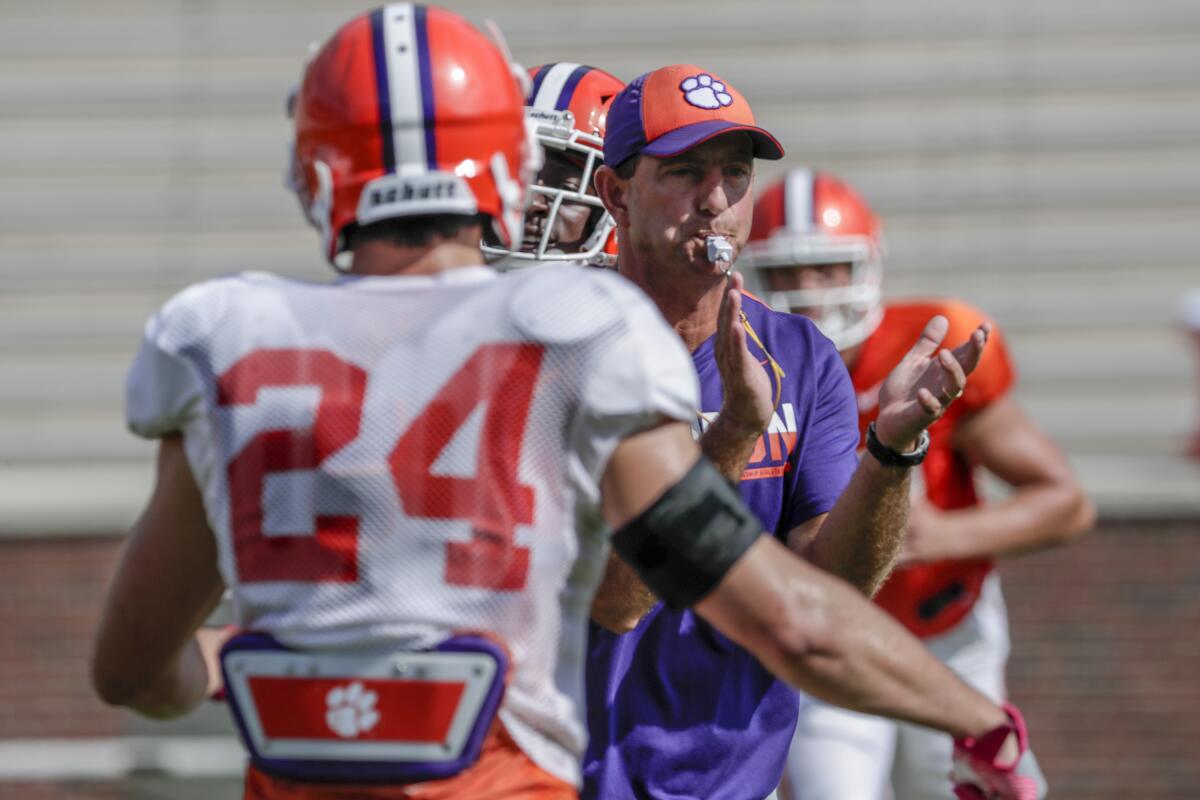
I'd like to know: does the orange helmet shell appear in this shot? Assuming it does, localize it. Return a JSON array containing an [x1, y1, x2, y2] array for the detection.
[[527, 63, 624, 150], [291, 4, 535, 266], [750, 169, 880, 244]]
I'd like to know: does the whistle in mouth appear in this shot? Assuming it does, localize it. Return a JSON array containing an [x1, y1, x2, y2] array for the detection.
[[706, 235, 734, 272]]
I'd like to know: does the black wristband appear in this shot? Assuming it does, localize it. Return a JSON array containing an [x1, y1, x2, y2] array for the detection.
[[865, 422, 929, 467]]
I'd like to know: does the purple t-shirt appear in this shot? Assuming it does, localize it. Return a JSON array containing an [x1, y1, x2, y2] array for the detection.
[[582, 296, 860, 800]]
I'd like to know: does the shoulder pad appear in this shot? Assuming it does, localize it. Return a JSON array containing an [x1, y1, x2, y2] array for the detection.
[[508, 267, 631, 344]]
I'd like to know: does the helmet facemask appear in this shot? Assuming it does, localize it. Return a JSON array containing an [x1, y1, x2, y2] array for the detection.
[[484, 108, 616, 270], [743, 232, 884, 351]]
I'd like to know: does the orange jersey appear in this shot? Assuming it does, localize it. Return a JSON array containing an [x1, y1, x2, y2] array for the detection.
[[850, 300, 1015, 638]]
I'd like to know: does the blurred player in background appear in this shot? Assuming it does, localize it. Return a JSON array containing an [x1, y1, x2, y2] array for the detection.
[[89, 7, 1047, 797], [740, 167, 1094, 800], [579, 64, 1039, 800], [483, 62, 622, 271]]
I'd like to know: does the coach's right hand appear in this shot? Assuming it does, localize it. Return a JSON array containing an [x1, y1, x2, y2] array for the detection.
[[713, 271, 774, 436]]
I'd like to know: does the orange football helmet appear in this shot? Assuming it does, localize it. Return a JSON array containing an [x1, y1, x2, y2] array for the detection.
[[484, 63, 623, 269], [288, 4, 538, 268], [742, 168, 884, 350]]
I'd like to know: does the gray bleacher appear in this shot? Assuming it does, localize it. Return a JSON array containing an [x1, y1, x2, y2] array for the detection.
[[2, 0, 1198, 536]]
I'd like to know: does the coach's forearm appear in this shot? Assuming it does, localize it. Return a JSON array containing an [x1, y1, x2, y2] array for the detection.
[[698, 536, 1007, 739], [792, 456, 910, 596]]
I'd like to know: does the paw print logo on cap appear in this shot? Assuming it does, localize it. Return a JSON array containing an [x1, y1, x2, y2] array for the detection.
[[679, 74, 733, 110], [325, 681, 381, 738]]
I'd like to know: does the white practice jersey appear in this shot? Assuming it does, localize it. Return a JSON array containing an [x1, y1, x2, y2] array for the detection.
[[125, 265, 698, 785]]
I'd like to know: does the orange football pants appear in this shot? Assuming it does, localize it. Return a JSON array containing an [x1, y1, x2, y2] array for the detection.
[[243, 721, 576, 800]]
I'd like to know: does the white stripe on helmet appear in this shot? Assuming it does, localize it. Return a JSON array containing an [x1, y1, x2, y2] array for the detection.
[[784, 167, 816, 233], [382, 2, 427, 173], [530, 62, 584, 110]]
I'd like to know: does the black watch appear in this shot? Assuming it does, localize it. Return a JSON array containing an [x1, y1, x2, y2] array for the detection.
[[865, 422, 929, 468]]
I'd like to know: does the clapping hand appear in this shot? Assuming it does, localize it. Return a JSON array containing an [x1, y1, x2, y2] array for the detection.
[[874, 316, 989, 451]]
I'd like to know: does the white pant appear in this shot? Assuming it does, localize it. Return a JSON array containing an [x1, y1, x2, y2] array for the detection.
[[783, 573, 1010, 800]]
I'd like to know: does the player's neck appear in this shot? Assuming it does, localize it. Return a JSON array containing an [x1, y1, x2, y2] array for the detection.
[[349, 239, 483, 277]]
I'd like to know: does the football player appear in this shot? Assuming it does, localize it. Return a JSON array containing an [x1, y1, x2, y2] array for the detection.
[[740, 168, 1094, 800], [483, 62, 622, 270], [90, 9, 1045, 798]]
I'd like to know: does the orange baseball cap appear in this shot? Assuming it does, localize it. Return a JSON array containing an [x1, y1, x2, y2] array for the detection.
[[603, 64, 784, 168]]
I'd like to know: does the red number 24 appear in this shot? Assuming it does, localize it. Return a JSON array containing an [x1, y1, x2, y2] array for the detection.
[[216, 343, 544, 591]]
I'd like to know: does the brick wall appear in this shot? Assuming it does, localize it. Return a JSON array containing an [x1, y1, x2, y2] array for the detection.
[[1, 521, 1198, 797], [1001, 518, 1200, 800], [0, 782, 128, 800], [0, 537, 125, 740]]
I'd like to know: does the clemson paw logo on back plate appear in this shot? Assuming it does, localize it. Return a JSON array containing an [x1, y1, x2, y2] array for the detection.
[[680, 74, 733, 110], [325, 681, 380, 738]]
